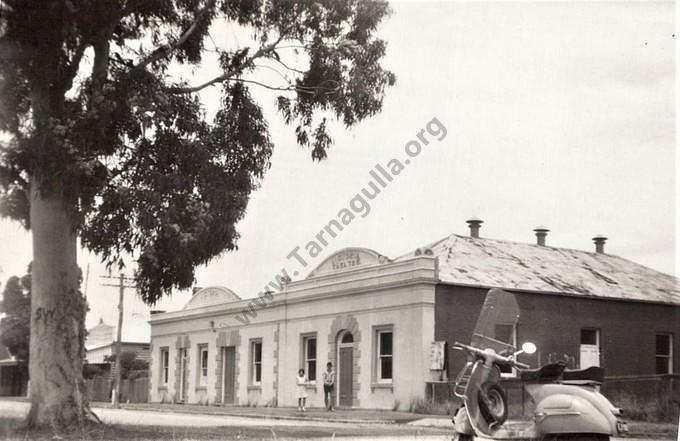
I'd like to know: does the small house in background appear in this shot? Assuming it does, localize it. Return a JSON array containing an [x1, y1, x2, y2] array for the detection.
[[0, 345, 27, 397], [147, 219, 679, 411], [85, 317, 151, 376]]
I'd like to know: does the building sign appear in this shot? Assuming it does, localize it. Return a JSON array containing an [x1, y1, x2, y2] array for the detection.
[[331, 251, 362, 270], [308, 247, 391, 277], [430, 341, 446, 370]]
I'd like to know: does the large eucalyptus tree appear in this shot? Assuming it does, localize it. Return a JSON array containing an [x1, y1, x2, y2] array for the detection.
[[0, 0, 394, 428]]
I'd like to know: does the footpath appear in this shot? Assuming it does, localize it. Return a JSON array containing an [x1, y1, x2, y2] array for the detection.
[[93, 402, 678, 439], [2, 399, 675, 439], [93, 402, 445, 425]]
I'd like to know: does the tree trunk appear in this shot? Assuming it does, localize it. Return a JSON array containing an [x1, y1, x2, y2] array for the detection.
[[27, 180, 89, 429]]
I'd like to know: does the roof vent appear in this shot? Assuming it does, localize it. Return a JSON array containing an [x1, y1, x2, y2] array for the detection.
[[466, 217, 483, 238], [533, 226, 549, 246], [592, 235, 607, 254]]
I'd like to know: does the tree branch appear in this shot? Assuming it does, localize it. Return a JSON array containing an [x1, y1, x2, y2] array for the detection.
[[224, 78, 300, 92], [165, 35, 287, 94], [167, 74, 228, 94], [91, 32, 111, 93], [162, 28, 342, 97], [268, 56, 306, 75], [57, 39, 89, 94], [168, 76, 340, 95], [254, 63, 293, 83], [128, 0, 216, 74]]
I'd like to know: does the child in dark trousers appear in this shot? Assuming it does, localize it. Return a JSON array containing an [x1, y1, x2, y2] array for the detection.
[[322, 362, 335, 411]]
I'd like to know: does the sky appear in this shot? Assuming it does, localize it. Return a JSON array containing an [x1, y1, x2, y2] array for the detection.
[[0, 1, 675, 338]]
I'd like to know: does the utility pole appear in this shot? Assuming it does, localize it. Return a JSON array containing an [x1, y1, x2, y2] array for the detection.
[[100, 273, 137, 408], [83, 263, 90, 298]]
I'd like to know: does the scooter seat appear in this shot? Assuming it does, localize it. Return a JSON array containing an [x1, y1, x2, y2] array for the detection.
[[562, 366, 605, 383], [520, 362, 565, 382]]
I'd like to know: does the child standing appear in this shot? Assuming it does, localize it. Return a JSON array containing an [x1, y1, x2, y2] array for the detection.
[[296, 369, 307, 411], [322, 362, 336, 411]]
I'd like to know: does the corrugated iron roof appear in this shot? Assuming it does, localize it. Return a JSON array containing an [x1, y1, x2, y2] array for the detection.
[[399, 234, 680, 305]]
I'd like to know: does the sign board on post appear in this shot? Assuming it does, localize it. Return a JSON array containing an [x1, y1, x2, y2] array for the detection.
[[430, 341, 446, 370]]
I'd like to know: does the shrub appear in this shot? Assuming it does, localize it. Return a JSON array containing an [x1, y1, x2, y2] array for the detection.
[[609, 390, 679, 422], [83, 363, 107, 379], [104, 351, 149, 379], [128, 369, 148, 380], [408, 397, 456, 415]]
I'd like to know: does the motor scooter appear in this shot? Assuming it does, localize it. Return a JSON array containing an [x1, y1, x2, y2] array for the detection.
[[451, 289, 628, 441]]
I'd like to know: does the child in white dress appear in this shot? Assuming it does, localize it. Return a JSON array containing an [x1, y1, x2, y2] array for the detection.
[[296, 369, 307, 411]]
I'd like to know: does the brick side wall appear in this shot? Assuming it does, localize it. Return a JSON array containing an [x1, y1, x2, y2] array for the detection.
[[435, 284, 680, 379], [427, 374, 680, 419]]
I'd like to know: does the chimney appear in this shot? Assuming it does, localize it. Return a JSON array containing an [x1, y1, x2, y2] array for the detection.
[[533, 226, 549, 246], [192, 286, 203, 296], [592, 235, 607, 254], [466, 217, 483, 238]]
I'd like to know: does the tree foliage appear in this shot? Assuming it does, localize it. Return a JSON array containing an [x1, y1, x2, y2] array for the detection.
[[0, 266, 31, 364], [0, 0, 395, 303]]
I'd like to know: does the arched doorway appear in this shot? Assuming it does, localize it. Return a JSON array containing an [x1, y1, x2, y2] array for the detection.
[[337, 331, 354, 407]]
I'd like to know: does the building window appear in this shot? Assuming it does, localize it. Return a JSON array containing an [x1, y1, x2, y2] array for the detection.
[[581, 329, 598, 345], [376, 328, 393, 382], [160, 348, 169, 385], [302, 335, 317, 382], [250, 339, 262, 385], [656, 334, 673, 374], [495, 323, 517, 375], [198, 345, 208, 387], [580, 328, 600, 369]]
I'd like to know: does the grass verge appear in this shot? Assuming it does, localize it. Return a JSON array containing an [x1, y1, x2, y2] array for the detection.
[[0, 417, 448, 440]]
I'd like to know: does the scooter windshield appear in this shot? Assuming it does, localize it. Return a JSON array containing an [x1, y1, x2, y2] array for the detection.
[[470, 288, 520, 355]]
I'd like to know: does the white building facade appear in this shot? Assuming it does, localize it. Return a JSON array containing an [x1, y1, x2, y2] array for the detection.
[[148, 248, 439, 409]]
